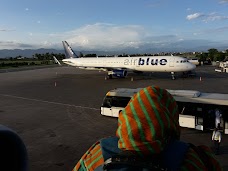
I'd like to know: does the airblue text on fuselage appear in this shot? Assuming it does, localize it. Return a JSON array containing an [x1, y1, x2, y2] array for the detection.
[[123, 57, 168, 66]]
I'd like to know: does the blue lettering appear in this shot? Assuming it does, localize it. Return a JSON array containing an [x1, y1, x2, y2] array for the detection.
[[160, 59, 167, 65], [130, 58, 168, 66], [138, 58, 144, 65], [146, 58, 150, 65], [151, 59, 158, 65]]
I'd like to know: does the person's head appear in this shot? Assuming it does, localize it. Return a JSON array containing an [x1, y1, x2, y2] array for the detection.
[[116, 86, 180, 156]]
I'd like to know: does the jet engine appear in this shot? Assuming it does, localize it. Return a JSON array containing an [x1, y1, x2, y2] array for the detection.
[[112, 70, 127, 78]]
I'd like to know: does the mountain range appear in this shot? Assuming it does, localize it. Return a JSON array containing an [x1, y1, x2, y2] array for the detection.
[[0, 43, 227, 58]]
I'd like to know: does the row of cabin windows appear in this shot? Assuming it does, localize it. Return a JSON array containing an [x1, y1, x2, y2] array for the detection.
[[177, 101, 226, 118], [85, 61, 122, 64], [176, 60, 189, 63]]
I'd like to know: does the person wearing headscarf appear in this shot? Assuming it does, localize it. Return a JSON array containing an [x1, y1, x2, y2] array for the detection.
[[72, 86, 222, 171]]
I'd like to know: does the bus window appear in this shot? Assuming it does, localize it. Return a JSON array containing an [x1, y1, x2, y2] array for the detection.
[[102, 96, 112, 108], [102, 96, 131, 108], [111, 96, 131, 107], [177, 102, 198, 115]]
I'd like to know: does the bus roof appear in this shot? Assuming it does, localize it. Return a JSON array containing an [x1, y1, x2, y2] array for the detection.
[[106, 88, 228, 106], [106, 88, 143, 97], [168, 89, 228, 105], [167, 90, 201, 98]]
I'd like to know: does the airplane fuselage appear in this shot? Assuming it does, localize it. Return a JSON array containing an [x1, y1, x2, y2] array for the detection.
[[62, 56, 195, 72]]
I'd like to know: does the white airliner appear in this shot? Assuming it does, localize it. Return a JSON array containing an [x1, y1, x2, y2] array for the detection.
[[61, 41, 196, 79]]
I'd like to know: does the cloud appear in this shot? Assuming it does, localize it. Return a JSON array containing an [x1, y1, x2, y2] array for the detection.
[[215, 26, 228, 32], [45, 23, 227, 52], [202, 26, 228, 34], [219, 0, 228, 4], [25, 8, 29, 11], [186, 13, 203, 20], [203, 13, 228, 22], [186, 12, 228, 22], [64, 23, 146, 50], [48, 23, 182, 51], [0, 41, 34, 49], [0, 23, 227, 52], [0, 29, 15, 32], [189, 26, 228, 41]]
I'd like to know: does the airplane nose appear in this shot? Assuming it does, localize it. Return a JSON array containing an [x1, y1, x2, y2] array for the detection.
[[190, 63, 196, 70]]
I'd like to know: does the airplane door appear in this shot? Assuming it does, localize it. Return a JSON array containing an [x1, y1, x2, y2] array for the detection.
[[195, 107, 204, 131], [169, 58, 175, 67]]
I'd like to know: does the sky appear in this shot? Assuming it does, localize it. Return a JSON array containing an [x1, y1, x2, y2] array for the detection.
[[0, 0, 228, 53]]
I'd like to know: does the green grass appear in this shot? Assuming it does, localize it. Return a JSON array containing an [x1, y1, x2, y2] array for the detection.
[[0, 60, 56, 69]]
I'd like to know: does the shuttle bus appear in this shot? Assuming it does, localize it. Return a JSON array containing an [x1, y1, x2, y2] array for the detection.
[[101, 88, 228, 134], [188, 58, 200, 66]]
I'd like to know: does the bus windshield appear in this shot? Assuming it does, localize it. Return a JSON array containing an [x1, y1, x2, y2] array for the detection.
[[102, 96, 131, 108]]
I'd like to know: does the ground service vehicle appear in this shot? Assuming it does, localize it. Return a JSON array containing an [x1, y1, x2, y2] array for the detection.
[[101, 88, 228, 134]]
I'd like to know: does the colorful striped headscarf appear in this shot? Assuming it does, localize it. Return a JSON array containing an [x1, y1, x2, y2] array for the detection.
[[116, 86, 180, 156]]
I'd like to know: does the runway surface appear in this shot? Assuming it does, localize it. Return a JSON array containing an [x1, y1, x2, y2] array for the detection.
[[0, 65, 227, 171]]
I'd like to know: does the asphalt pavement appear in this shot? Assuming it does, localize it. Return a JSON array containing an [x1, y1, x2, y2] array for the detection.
[[0, 65, 227, 171]]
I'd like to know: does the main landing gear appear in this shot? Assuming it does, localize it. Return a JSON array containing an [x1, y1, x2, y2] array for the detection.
[[171, 72, 176, 80], [104, 74, 113, 80]]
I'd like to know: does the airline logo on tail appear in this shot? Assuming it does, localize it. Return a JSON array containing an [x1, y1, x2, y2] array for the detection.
[[68, 46, 74, 55], [62, 41, 78, 58]]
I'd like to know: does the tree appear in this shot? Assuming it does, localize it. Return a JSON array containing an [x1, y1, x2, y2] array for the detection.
[[214, 52, 225, 61], [85, 54, 97, 57], [208, 48, 218, 61], [196, 53, 208, 62], [79, 52, 84, 57], [225, 49, 228, 55]]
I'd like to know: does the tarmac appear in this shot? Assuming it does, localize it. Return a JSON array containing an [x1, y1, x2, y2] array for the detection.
[[0, 65, 227, 171]]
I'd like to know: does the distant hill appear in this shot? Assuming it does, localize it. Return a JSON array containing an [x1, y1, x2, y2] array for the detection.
[[0, 49, 64, 58], [0, 44, 227, 58], [0, 49, 117, 58]]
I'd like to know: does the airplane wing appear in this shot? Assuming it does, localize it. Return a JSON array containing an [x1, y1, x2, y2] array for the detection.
[[77, 66, 130, 72], [53, 56, 61, 66]]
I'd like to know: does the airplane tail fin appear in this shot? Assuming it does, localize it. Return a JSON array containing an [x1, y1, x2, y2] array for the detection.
[[62, 41, 79, 58]]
